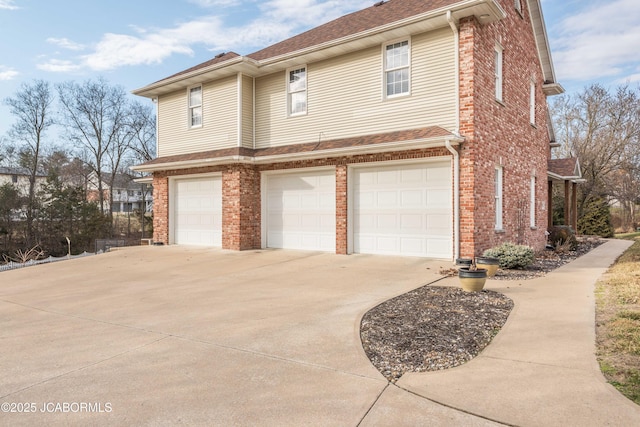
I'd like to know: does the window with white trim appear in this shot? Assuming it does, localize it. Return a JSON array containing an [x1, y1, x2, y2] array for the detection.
[[188, 85, 202, 128], [530, 175, 536, 228], [495, 44, 503, 101], [515, 0, 523, 16], [530, 80, 536, 125], [287, 66, 307, 116], [495, 166, 503, 230], [384, 40, 410, 98]]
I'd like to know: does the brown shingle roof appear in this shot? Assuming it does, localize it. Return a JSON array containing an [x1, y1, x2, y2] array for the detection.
[[248, 0, 458, 61], [548, 158, 580, 178], [136, 126, 455, 168], [150, 51, 241, 86], [149, 0, 458, 85]]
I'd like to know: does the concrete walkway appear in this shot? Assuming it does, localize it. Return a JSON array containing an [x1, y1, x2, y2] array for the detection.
[[390, 239, 640, 426], [0, 240, 638, 426]]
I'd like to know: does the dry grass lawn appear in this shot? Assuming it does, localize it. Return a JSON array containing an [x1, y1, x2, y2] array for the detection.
[[596, 234, 640, 404]]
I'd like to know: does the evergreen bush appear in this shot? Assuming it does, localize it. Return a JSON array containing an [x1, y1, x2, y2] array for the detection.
[[483, 243, 535, 269]]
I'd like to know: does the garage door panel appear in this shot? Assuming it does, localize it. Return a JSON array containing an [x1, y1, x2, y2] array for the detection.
[[174, 176, 222, 247], [400, 189, 424, 206], [353, 161, 452, 258], [265, 170, 336, 252], [400, 214, 424, 229]]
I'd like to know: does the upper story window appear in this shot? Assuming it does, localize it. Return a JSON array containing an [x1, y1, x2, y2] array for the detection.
[[188, 85, 202, 128], [494, 44, 503, 102], [530, 80, 536, 125], [495, 166, 503, 230], [287, 66, 307, 116], [515, 0, 523, 16], [11, 175, 18, 183], [384, 39, 410, 98]]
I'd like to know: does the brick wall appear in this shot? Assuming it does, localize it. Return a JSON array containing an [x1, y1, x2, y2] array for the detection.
[[458, 0, 550, 256], [222, 164, 261, 250], [152, 174, 169, 244]]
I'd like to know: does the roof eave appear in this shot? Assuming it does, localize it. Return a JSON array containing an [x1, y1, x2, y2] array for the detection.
[[528, 0, 562, 88], [132, 56, 259, 98], [131, 135, 465, 173], [132, 0, 507, 96], [543, 82, 565, 96]]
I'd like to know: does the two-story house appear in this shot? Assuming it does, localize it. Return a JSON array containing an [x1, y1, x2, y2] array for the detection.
[[133, 0, 572, 259], [87, 172, 153, 213], [0, 166, 47, 194]]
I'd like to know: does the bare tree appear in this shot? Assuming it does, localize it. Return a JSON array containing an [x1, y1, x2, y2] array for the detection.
[[57, 78, 129, 215], [3, 80, 55, 245], [128, 100, 156, 164], [551, 84, 640, 230]]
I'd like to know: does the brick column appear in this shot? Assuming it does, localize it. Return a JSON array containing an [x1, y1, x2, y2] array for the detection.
[[152, 174, 169, 244], [336, 164, 348, 255], [458, 17, 478, 258], [222, 165, 261, 250]]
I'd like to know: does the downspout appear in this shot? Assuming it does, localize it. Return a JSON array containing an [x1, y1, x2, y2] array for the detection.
[[447, 10, 461, 260], [446, 139, 460, 261]]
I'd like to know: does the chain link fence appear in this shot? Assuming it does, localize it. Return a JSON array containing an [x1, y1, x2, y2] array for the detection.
[[0, 252, 95, 272]]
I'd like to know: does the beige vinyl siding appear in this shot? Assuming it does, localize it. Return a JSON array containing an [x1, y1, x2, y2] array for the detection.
[[158, 76, 238, 157], [242, 74, 254, 149], [254, 27, 456, 149]]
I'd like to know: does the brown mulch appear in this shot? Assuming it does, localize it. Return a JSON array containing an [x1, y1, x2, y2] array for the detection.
[[360, 237, 605, 382]]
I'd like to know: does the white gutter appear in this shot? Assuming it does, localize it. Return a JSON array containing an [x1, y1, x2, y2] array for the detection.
[[131, 135, 464, 173], [446, 11, 461, 261], [445, 139, 460, 261]]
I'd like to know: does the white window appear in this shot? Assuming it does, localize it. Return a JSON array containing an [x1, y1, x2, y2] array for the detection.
[[188, 85, 202, 128], [530, 176, 536, 228], [495, 45, 503, 101], [384, 40, 410, 98], [530, 80, 536, 125], [495, 167, 503, 230], [287, 66, 307, 116], [515, 0, 523, 15]]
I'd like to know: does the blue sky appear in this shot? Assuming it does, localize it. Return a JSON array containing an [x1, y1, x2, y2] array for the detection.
[[0, 0, 638, 138]]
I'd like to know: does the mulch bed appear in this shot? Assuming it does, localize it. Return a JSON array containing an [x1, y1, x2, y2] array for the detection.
[[360, 236, 605, 382]]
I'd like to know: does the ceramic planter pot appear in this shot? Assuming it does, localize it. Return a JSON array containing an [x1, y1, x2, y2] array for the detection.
[[458, 267, 488, 292], [476, 256, 500, 277]]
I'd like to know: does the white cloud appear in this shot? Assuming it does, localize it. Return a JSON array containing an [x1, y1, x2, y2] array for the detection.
[[553, 0, 640, 83], [0, 65, 18, 80], [36, 1, 372, 73], [37, 59, 82, 73], [46, 37, 85, 51], [0, 0, 18, 10], [82, 16, 225, 71]]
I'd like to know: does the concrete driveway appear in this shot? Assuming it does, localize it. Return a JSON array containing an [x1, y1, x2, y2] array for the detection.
[[0, 247, 491, 426]]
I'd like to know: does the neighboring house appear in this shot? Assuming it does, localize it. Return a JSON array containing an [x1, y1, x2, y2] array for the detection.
[[87, 172, 153, 213], [0, 166, 47, 194], [133, 0, 577, 259]]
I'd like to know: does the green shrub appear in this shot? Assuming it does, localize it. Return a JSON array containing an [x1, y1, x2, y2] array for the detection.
[[579, 197, 614, 237], [483, 243, 535, 269], [548, 225, 578, 251]]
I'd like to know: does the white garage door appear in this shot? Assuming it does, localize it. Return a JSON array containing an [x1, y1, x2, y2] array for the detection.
[[174, 176, 222, 246], [265, 170, 336, 251], [352, 161, 452, 258]]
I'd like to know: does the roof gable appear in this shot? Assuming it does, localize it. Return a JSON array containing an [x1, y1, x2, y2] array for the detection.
[[134, 0, 560, 97]]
